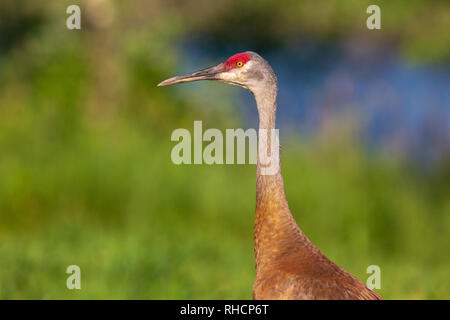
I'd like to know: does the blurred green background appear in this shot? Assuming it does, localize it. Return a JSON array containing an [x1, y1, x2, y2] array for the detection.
[[0, 0, 449, 299]]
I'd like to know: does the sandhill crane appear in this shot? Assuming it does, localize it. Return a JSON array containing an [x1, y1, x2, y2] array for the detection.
[[158, 51, 382, 300]]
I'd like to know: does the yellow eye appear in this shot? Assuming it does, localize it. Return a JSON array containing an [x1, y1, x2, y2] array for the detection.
[[236, 61, 243, 67]]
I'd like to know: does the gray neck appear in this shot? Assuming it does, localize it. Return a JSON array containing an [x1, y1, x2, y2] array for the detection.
[[253, 85, 285, 203], [255, 87, 277, 130]]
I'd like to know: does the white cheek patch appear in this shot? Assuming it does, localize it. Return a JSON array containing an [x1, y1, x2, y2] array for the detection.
[[219, 61, 254, 83], [219, 71, 238, 82]]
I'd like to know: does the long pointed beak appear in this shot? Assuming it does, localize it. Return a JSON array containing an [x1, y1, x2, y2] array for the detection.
[[157, 63, 226, 87]]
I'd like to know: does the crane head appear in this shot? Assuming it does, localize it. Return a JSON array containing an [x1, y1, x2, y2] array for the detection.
[[157, 51, 275, 93]]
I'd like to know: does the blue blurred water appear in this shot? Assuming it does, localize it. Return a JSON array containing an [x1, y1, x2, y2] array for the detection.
[[179, 38, 450, 165]]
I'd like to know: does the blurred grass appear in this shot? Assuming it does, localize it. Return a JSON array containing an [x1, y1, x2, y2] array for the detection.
[[1, 102, 449, 298], [0, 0, 449, 299]]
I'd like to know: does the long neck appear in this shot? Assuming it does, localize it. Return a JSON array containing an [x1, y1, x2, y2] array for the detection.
[[255, 86, 282, 192], [253, 85, 304, 274]]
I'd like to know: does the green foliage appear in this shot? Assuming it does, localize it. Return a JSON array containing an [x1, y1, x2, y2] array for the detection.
[[182, 0, 450, 62]]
